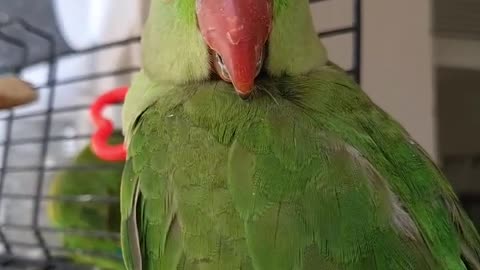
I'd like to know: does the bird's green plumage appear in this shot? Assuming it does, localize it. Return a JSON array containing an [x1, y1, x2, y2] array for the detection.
[[121, 0, 480, 269], [49, 133, 125, 270]]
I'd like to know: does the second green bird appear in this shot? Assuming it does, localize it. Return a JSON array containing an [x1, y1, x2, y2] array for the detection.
[[49, 132, 125, 270]]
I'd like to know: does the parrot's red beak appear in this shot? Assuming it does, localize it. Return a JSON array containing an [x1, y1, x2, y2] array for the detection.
[[197, 0, 273, 98]]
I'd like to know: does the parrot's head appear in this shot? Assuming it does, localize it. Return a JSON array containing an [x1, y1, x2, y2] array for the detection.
[[143, 0, 326, 99], [196, 0, 272, 98]]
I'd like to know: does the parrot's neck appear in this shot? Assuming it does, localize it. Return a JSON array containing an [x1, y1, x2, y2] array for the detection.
[[141, 0, 210, 84], [267, 1, 328, 77], [141, 0, 328, 85]]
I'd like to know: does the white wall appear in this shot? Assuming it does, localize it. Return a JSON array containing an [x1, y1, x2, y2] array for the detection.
[[310, 0, 436, 159]]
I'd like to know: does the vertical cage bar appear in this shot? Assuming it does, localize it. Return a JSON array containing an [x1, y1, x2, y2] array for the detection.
[[13, 19, 59, 261], [0, 28, 29, 260], [353, 0, 362, 84]]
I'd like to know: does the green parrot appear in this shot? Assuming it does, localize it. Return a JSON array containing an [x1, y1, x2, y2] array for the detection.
[[120, 0, 480, 269], [48, 132, 125, 270]]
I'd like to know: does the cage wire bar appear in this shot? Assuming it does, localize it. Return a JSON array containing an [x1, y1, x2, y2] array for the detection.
[[0, 0, 362, 269]]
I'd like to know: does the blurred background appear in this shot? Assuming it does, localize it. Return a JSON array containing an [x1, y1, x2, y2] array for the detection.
[[0, 0, 478, 269]]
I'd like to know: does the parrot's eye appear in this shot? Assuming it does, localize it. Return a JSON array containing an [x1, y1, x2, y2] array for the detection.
[[215, 53, 231, 81]]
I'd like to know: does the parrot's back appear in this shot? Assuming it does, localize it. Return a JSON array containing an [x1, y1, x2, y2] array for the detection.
[[121, 68, 480, 270]]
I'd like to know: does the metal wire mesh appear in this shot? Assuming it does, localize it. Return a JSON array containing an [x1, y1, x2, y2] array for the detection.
[[0, 0, 362, 269]]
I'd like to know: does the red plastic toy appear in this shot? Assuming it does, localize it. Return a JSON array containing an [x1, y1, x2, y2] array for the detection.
[[89, 87, 128, 161]]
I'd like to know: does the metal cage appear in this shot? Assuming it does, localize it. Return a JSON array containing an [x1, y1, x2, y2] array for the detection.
[[0, 0, 362, 269]]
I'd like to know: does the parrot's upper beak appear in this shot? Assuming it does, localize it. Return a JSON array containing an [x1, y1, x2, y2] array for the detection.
[[196, 0, 273, 98]]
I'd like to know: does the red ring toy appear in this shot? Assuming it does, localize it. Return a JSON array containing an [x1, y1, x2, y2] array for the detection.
[[89, 87, 128, 161]]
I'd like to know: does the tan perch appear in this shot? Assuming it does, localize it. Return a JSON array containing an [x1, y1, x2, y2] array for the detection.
[[0, 76, 38, 109]]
